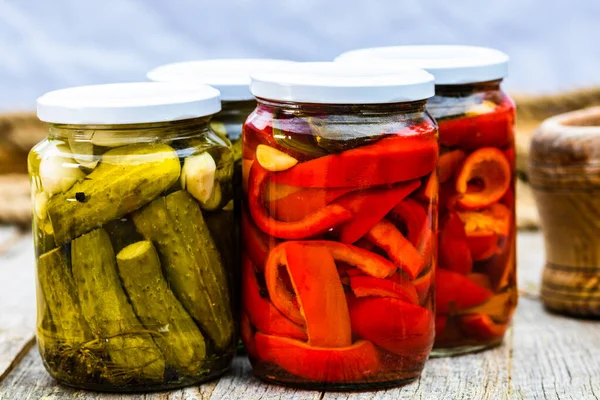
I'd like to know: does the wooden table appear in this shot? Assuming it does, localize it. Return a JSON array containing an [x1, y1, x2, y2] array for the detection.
[[1, 226, 599, 400]]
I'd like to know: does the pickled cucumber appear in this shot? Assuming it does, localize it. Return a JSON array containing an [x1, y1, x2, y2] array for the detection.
[[133, 191, 234, 350], [71, 229, 165, 382], [38, 248, 92, 346], [116, 241, 207, 375], [48, 144, 180, 246], [104, 217, 144, 254]]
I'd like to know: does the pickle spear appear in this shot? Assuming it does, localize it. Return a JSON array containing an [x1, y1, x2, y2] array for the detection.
[[116, 241, 207, 375], [38, 248, 92, 346], [48, 143, 181, 246], [133, 191, 234, 350], [71, 229, 165, 382]]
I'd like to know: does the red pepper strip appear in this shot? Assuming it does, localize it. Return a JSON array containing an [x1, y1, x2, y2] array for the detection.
[[439, 213, 473, 275], [467, 273, 493, 290], [455, 147, 511, 210], [348, 297, 433, 358], [345, 268, 365, 277], [389, 199, 427, 247], [255, 333, 380, 383], [268, 187, 354, 222], [271, 127, 438, 188], [457, 203, 512, 238], [334, 180, 421, 244], [249, 162, 353, 239], [241, 312, 258, 358], [265, 242, 352, 347], [412, 268, 433, 304], [305, 240, 397, 279], [466, 232, 499, 261], [435, 315, 447, 337], [349, 275, 419, 305], [366, 219, 423, 279], [436, 268, 494, 314], [438, 149, 467, 183], [242, 209, 276, 271], [460, 314, 508, 340], [242, 256, 307, 340], [438, 100, 515, 149]]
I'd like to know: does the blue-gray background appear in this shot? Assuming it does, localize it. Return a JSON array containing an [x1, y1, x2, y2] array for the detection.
[[1, 0, 599, 110]]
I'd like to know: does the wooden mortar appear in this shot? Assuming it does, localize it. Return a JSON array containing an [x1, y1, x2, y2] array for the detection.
[[529, 106, 600, 317]]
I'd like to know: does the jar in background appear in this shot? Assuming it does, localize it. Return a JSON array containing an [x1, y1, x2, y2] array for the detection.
[[338, 46, 517, 356], [30, 83, 236, 391], [242, 63, 437, 390]]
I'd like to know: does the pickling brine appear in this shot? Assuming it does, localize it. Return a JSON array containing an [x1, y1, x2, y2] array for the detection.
[[31, 83, 237, 391]]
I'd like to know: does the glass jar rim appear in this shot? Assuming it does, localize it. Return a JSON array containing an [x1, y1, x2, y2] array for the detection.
[[37, 82, 221, 125]]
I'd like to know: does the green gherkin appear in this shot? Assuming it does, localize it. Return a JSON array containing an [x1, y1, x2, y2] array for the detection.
[[116, 241, 207, 375], [133, 191, 234, 350], [37, 247, 92, 346], [71, 229, 165, 383], [48, 143, 181, 246]]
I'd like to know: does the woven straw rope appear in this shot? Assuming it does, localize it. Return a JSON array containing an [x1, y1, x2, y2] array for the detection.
[[1, 88, 600, 226]]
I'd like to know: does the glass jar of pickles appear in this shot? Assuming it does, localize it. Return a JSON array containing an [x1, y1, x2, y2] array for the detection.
[[338, 46, 518, 356], [241, 63, 438, 390], [30, 82, 237, 391]]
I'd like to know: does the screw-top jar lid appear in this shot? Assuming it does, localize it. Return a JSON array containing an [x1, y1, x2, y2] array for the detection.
[[250, 62, 434, 104], [147, 59, 296, 102], [336, 45, 509, 85], [37, 82, 221, 125]]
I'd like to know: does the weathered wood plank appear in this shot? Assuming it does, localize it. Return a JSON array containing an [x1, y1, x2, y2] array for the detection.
[[0, 230, 36, 380]]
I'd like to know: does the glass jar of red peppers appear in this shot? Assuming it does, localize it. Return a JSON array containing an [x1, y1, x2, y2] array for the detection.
[[337, 46, 518, 356], [241, 63, 438, 390]]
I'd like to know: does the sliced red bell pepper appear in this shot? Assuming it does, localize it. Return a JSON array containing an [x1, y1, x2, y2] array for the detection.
[[466, 232, 499, 261], [241, 312, 258, 358], [255, 333, 380, 382], [345, 267, 365, 277], [366, 219, 423, 279], [265, 242, 352, 347], [439, 213, 473, 275], [438, 149, 466, 183], [334, 180, 421, 244], [389, 199, 428, 247], [436, 268, 494, 314], [242, 209, 276, 270], [460, 314, 508, 340], [304, 240, 397, 278], [412, 268, 433, 304], [349, 275, 419, 305], [248, 162, 352, 239], [457, 203, 512, 238], [438, 99, 515, 149], [268, 186, 354, 222], [435, 315, 447, 337], [242, 256, 307, 341], [348, 297, 433, 358], [270, 125, 438, 188], [455, 147, 511, 210]]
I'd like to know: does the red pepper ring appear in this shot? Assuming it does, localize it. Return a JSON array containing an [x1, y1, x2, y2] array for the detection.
[[349, 275, 419, 305], [242, 255, 307, 341], [264, 242, 352, 347], [248, 162, 353, 239], [270, 124, 438, 188], [255, 333, 381, 383], [366, 219, 423, 279], [455, 147, 511, 210]]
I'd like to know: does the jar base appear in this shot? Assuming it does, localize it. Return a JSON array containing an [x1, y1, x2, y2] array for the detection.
[[255, 374, 420, 392], [430, 341, 501, 358]]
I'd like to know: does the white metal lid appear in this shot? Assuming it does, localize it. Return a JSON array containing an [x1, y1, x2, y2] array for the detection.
[[336, 45, 509, 85], [37, 82, 221, 125], [147, 59, 297, 101], [249, 62, 434, 104]]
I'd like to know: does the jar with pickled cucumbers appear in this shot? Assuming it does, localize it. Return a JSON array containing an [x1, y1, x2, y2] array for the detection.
[[241, 63, 438, 390], [30, 82, 237, 391], [337, 45, 518, 356]]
